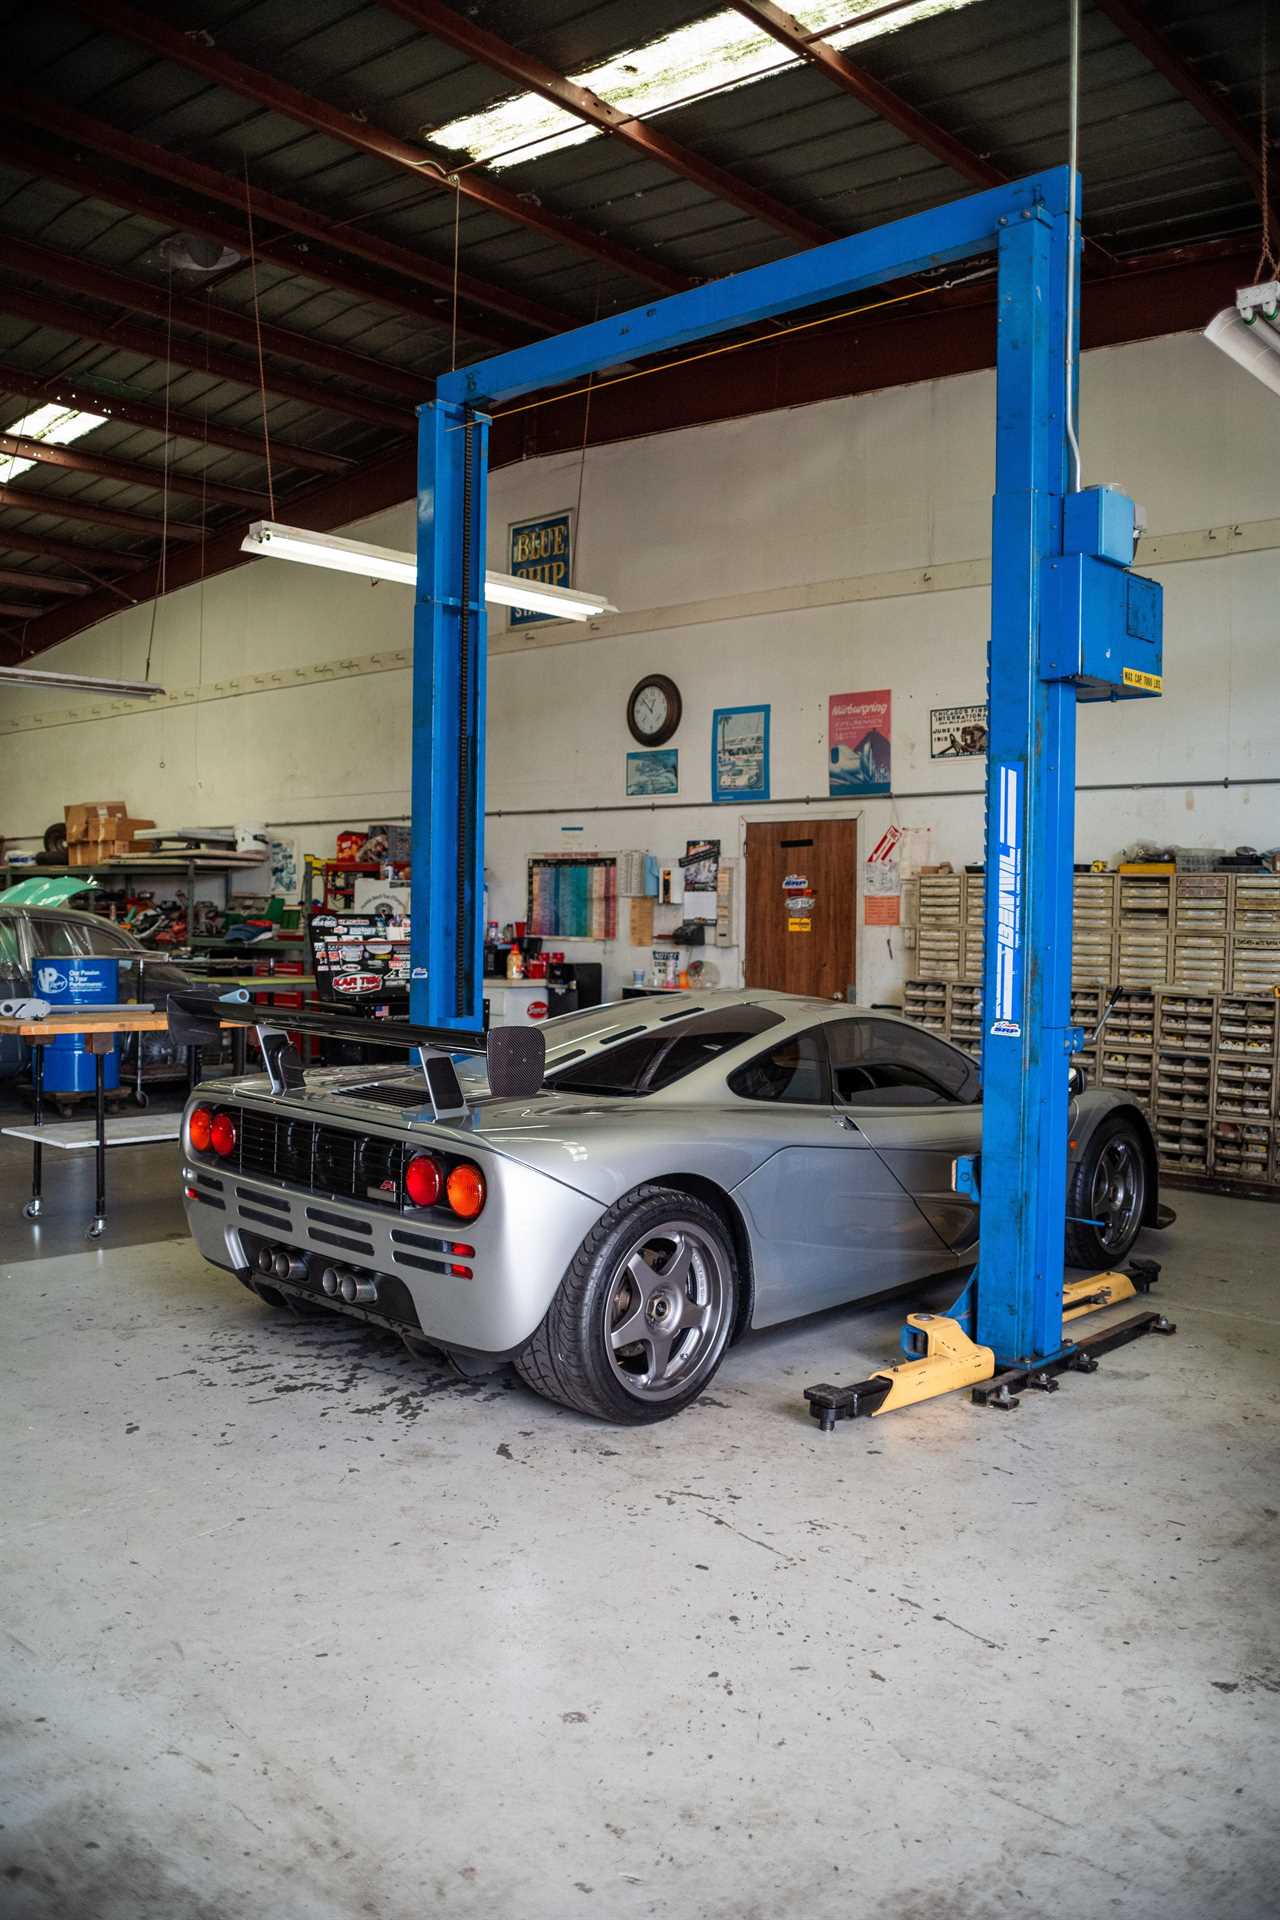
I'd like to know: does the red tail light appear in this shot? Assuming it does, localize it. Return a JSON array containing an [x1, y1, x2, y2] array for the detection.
[[404, 1153, 443, 1208], [210, 1110, 237, 1159], [188, 1105, 213, 1153], [445, 1162, 486, 1221]]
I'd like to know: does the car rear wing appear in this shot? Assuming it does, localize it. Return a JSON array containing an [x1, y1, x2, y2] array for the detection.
[[166, 989, 545, 1116]]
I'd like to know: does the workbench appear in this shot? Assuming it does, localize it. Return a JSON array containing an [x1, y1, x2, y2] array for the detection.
[[0, 984, 315, 1238]]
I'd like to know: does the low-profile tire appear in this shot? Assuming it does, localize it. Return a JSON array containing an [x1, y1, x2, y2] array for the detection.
[[515, 1183, 738, 1425], [1065, 1115, 1149, 1269]]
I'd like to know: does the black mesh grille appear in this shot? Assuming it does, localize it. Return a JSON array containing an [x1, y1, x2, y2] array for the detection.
[[341, 1082, 437, 1111], [239, 1110, 281, 1181], [224, 1106, 406, 1207]]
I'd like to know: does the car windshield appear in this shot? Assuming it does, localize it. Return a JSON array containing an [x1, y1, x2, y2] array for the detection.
[[547, 1005, 782, 1097]]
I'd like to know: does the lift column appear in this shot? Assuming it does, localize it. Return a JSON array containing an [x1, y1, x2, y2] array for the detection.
[[974, 195, 1078, 1366], [973, 186, 1164, 1372], [409, 398, 490, 1035]]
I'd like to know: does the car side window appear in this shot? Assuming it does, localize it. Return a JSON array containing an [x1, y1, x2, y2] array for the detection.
[[0, 917, 21, 968], [29, 916, 84, 958], [827, 1017, 972, 1107], [80, 922, 135, 954], [727, 1027, 830, 1105]]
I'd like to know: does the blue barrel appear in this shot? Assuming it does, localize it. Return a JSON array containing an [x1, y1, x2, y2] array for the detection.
[[32, 955, 121, 1095]]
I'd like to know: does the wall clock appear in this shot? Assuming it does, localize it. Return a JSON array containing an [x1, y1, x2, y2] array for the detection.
[[627, 673, 682, 746]]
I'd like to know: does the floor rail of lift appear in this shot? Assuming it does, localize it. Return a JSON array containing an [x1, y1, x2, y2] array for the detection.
[[804, 1258, 1176, 1430]]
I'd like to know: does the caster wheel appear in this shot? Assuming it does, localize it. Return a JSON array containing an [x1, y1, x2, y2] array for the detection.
[[134, 1089, 149, 1109], [85, 1218, 105, 1241], [57, 1105, 74, 1120], [23, 1199, 42, 1220]]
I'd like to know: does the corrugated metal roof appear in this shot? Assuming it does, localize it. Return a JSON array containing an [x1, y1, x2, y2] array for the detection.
[[1, 0, 1273, 646]]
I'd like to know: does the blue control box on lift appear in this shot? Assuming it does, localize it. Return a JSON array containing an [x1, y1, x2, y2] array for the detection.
[[1040, 486, 1163, 701]]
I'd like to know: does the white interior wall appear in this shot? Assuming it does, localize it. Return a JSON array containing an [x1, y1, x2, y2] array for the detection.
[[1, 330, 1276, 1005]]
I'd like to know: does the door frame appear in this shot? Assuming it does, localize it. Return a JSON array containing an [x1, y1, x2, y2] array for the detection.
[[739, 805, 864, 1000]]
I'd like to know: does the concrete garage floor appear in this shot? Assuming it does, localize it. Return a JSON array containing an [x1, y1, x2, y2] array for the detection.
[[2, 1157, 1278, 1920]]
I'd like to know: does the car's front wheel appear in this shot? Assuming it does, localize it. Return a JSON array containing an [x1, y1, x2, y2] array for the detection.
[[1065, 1115, 1149, 1269], [515, 1184, 739, 1424]]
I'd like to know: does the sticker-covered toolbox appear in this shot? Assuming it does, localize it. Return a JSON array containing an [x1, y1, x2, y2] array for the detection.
[[308, 911, 410, 1014]]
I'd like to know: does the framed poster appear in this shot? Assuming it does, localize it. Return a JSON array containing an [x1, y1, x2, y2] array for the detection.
[[269, 836, 301, 903], [829, 690, 891, 796], [712, 705, 770, 804], [681, 839, 719, 922], [626, 748, 678, 796], [931, 704, 988, 757], [507, 510, 573, 626]]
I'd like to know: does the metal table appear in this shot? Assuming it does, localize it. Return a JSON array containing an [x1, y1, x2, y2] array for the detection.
[[0, 985, 315, 1237]]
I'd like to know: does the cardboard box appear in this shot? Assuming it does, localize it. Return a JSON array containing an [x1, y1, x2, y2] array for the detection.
[[68, 815, 154, 850], [68, 836, 153, 866], [65, 802, 127, 844]]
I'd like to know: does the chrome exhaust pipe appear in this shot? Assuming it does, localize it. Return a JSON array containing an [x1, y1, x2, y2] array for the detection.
[[273, 1250, 308, 1282], [255, 1245, 277, 1274], [339, 1271, 377, 1304], [320, 1266, 341, 1297]]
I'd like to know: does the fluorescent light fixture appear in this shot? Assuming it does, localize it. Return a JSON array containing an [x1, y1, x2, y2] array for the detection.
[[480, 568, 617, 621], [0, 665, 164, 698], [0, 401, 108, 482], [425, 0, 983, 171], [241, 521, 617, 622], [1237, 277, 1280, 359], [243, 521, 417, 585], [1204, 281, 1280, 401]]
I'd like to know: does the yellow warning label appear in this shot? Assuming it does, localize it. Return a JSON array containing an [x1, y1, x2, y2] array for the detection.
[[787, 917, 812, 933], [1122, 667, 1162, 691]]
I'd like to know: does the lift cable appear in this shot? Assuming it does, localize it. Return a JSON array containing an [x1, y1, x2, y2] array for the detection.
[[1064, 0, 1083, 493], [142, 270, 175, 686], [471, 265, 996, 429], [1256, 6, 1276, 281], [243, 157, 277, 521], [449, 178, 463, 371]]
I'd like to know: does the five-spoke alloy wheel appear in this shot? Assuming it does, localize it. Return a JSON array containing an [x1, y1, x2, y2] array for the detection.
[[516, 1184, 739, 1424], [1065, 1115, 1149, 1269]]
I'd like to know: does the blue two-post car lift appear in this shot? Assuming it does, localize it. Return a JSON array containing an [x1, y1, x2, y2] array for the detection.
[[409, 164, 1174, 1421]]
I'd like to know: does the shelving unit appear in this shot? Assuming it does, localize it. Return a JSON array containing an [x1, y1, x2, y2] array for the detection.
[[902, 974, 1280, 1196], [303, 859, 408, 915], [911, 869, 1280, 996], [916, 873, 964, 981], [0, 857, 251, 910], [1072, 873, 1116, 983], [1117, 874, 1172, 986], [903, 978, 949, 1033], [948, 981, 983, 1059], [1172, 873, 1229, 988]]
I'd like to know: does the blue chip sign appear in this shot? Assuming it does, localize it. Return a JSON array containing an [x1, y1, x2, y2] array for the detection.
[[508, 511, 573, 626]]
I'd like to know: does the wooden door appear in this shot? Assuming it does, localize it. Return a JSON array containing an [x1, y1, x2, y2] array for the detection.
[[744, 820, 857, 1000]]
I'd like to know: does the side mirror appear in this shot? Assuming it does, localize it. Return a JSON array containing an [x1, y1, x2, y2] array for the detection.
[[1067, 1060, 1088, 1097]]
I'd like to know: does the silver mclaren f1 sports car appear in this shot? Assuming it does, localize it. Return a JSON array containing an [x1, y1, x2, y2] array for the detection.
[[176, 990, 1160, 1425]]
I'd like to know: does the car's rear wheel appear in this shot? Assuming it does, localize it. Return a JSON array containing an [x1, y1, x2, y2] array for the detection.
[[1065, 1116, 1148, 1268], [515, 1184, 738, 1424]]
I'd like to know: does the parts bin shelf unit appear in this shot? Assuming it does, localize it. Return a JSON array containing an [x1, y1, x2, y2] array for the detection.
[[913, 869, 1280, 994], [904, 975, 1280, 1195]]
